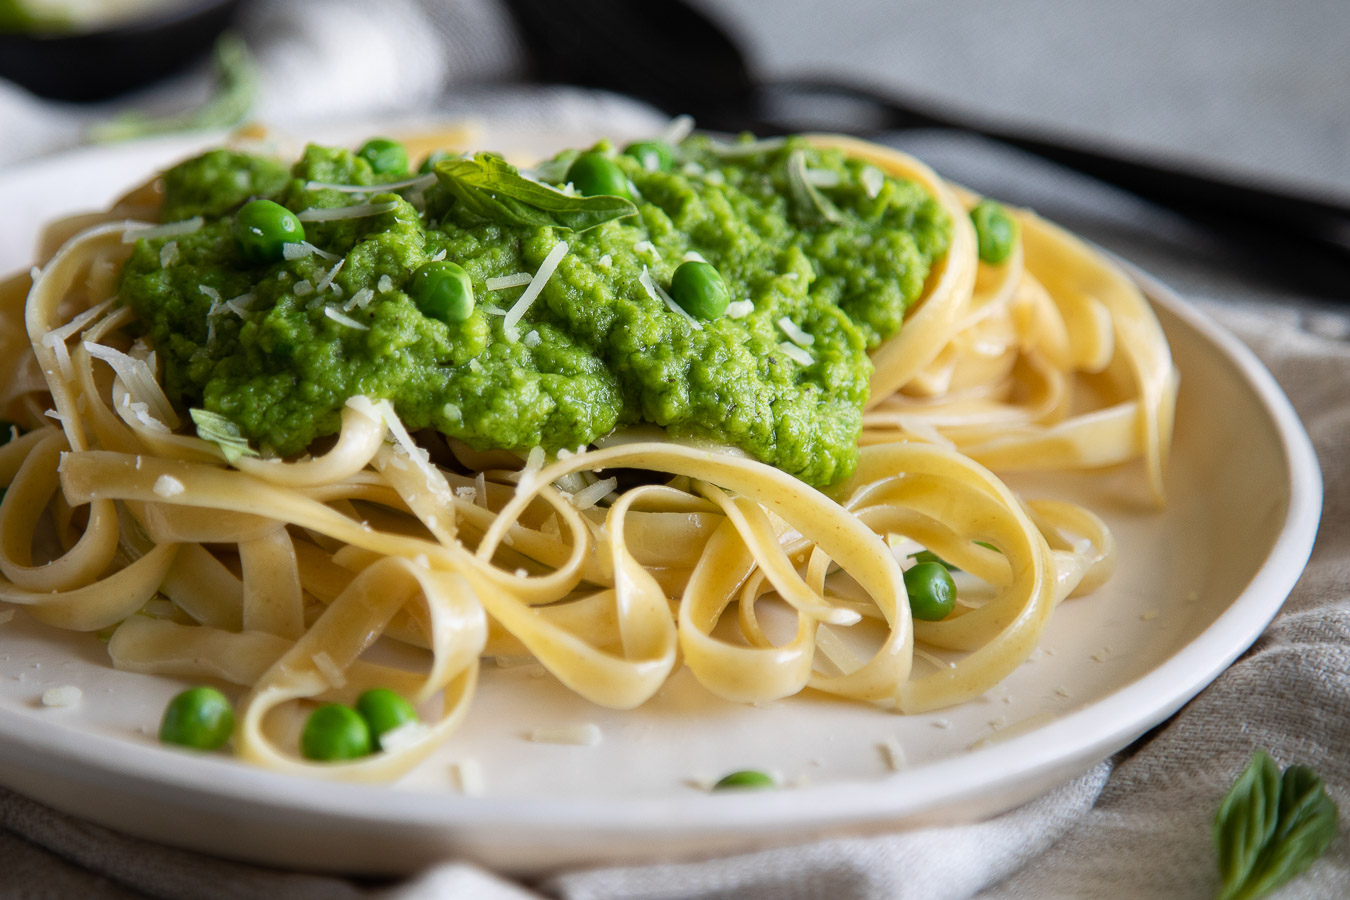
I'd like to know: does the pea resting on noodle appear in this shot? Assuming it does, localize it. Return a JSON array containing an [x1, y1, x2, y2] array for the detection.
[[0, 129, 1173, 781]]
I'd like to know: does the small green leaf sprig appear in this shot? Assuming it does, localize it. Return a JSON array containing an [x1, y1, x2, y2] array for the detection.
[[434, 152, 637, 232], [190, 408, 259, 464], [1213, 750, 1339, 900]]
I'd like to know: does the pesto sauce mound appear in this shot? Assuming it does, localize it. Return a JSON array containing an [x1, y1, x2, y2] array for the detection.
[[118, 136, 950, 486]]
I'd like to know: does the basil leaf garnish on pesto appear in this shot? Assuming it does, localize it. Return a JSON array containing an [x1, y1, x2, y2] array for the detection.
[[434, 152, 638, 233], [1213, 750, 1339, 900], [191, 408, 259, 464], [786, 148, 844, 226]]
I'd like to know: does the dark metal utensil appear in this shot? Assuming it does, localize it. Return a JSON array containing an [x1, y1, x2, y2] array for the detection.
[[500, 0, 1350, 296]]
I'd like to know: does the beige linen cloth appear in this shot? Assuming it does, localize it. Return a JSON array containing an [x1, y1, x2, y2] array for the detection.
[[0, 129, 1346, 899]]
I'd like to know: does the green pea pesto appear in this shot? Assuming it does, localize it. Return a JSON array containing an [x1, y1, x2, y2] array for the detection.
[[119, 136, 951, 486]]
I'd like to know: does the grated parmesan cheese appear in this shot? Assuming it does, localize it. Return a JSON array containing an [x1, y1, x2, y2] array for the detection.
[[777, 317, 815, 347], [527, 723, 602, 746], [450, 758, 485, 795], [803, 168, 841, 188], [429, 249, 447, 262], [639, 266, 701, 331], [633, 240, 657, 256], [522, 330, 541, 348], [778, 341, 814, 366], [570, 477, 617, 511], [860, 166, 885, 199], [377, 274, 393, 293], [878, 736, 906, 771], [315, 259, 345, 294], [726, 299, 754, 319], [306, 173, 435, 193], [379, 721, 430, 753], [343, 288, 374, 312], [597, 254, 612, 269], [504, 241, 568, 333], [297, 201, 398, 222], [324, 306, 368, 330], [660, 113, 695, 145], [312, 651, 346, 689], [83, 342, 180, 428], [44, 335, 74, 382], [486, 272, 532, 291], [43, 300, 113, 348], [152, 475, 185, 497], [293, 280, 314, 297], [682, 250, 706, 263], [198, 285, 220, 302], [41, 685, 82, 707], [122, 217, 203, 243], [159, 241, 179, 267]]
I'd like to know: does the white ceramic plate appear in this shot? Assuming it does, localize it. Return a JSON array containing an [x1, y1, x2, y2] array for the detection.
[[0, 126, 1322, 876]]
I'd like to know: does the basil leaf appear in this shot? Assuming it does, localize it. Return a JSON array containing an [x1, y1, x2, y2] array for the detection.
[[434, 152, 637, 233], [786, 148, 844, 227], [1214, 752, 1340, 900], [190, 408, 259, 465], [1215, 751, 1282, 899], [1235, 766, 1340, 900]]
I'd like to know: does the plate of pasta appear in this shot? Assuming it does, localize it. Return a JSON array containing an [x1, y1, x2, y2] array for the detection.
[[0, 118, 1320, 875]]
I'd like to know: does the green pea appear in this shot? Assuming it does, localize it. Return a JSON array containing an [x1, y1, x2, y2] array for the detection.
[[565, 152, 631, 198], [970, 200, 1017, 264], [418, 150, 452, 174], [908, 549, 954, 570], [712, 770, 776, 791], [904, 561, 957, 621], [159, 686, 234, 751], [356, 688, 418, 749], [408, 260, 475, 324], [301, 704, 372, 761], [358, 137, 409, 176], [623, 140, 674, 173], [232, 199, 305, 264], [670, 260, 730, 320]]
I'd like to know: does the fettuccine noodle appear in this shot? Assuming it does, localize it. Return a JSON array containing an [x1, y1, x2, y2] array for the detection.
[[0, 132, 1174, 782]]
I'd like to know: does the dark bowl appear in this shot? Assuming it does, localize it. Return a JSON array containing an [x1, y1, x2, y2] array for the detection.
[[0, 0, 247, 103]]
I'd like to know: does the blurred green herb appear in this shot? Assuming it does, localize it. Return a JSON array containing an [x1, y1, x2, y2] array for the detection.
[[0, 0, 70, 32], [1214, 750, 1339, 900], [90, 33, 256, 143]]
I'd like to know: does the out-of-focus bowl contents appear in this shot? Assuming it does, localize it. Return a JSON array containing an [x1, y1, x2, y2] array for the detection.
[[0, 0, 245, 102]]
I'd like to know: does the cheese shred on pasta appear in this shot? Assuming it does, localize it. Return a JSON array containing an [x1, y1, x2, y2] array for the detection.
[[0, 135, 1174, 782]]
